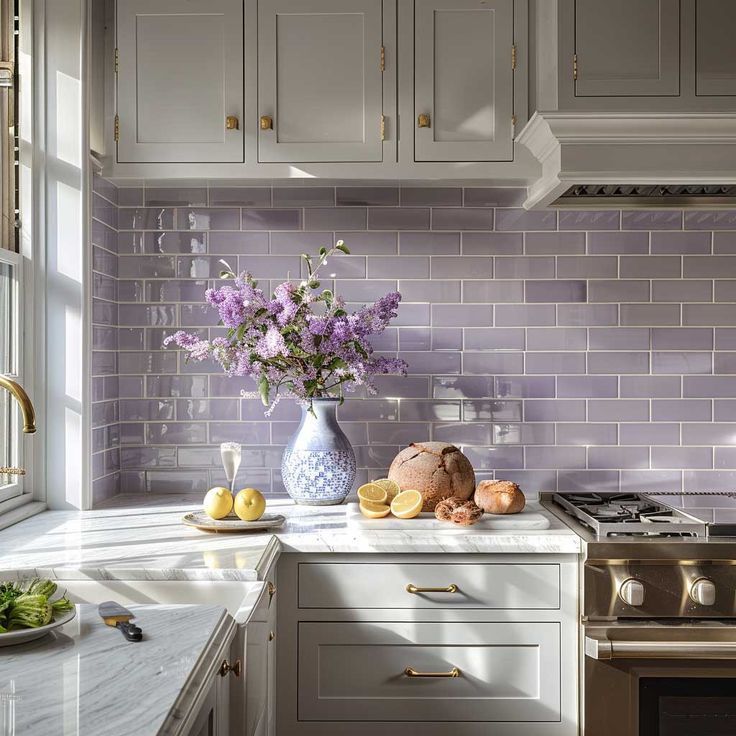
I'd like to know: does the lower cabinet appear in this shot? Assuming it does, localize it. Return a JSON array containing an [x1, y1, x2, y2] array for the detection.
[[277, 554, 578, 736]]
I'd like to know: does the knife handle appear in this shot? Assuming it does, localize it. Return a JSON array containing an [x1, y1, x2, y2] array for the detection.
[[116, 621, 143, 642]]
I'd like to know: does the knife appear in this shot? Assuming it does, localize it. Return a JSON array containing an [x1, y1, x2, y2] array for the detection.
[[98, 601, 143, 642]]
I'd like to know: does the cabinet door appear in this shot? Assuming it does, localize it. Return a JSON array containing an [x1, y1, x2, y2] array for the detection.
[[574, 0, 680, 97], [696, 0, 736, 96], [184, 678, 217, 736], [298, 621, 561, 722], [414, 0, 514, 162], [258, 0, 384, 162], [116, 0, 244, 163]]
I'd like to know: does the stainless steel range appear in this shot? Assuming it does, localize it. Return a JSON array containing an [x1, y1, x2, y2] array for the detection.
[[542, 491, 736, 736]]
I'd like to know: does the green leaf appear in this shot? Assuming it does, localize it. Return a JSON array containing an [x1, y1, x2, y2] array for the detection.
[[319, 247, 327, 258], [258, 376, 270, 406], [335, 241, 350, 255], [334, 308, 347, 317], [308, 280, 320, 289]]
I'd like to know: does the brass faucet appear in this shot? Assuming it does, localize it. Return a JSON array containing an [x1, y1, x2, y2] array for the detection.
[[0, 376, 36, 433], [0, 376, 35, 477]]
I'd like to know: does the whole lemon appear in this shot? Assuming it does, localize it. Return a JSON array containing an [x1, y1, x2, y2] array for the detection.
[[203, 486, 234, 519], [234, 488, 266, 521]]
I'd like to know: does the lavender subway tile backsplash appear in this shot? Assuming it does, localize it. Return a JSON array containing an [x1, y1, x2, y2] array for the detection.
[[90, 178, 736, 505]]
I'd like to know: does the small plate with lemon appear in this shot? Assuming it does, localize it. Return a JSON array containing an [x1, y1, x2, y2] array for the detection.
[[183, 486, 286, 533]]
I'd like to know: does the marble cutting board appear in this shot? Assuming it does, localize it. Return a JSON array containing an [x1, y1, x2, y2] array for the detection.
[[346, 500, 551, 530]]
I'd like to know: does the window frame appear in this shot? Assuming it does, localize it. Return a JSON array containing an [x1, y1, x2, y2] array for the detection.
[[0, 246, 24, 509]]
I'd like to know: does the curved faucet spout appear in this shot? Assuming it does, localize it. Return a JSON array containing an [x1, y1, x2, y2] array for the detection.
[[0, 376, 36, 433]]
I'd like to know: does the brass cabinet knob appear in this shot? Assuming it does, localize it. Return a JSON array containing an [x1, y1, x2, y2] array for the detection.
[[417, 113, 431, 128], [219, 659, 242, 678], [260, 115, 273, 130], [269, 630, 275, 642], [267, 581, 276, 607], [225, 115, 239, 130]]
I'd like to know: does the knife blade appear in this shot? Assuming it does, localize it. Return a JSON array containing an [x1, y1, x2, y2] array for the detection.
[[98, 601, 143, 642]]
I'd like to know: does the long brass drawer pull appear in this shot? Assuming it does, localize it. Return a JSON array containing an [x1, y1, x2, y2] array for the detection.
[[406, 583, 458, 594], [404, 666, 460, 678]]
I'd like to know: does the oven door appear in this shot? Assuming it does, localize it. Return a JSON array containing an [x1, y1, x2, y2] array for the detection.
[[584, 623, 736, 736]]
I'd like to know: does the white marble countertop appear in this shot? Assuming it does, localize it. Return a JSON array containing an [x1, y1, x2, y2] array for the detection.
[[0, 603, 233, 736], [0, 497, 580, 582]]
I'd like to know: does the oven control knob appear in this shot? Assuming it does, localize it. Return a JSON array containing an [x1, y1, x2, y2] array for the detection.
[[690, 578, 716, 606], [618, 578, 645, 607]]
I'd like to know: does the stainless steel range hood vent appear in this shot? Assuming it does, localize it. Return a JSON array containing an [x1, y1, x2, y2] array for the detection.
[[517, 113, 736, 210], [556, 184, 736, 208]]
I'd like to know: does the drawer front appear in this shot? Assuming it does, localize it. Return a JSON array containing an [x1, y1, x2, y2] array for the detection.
[[298, 562, 560, 609], [298, 621, 561, 722]]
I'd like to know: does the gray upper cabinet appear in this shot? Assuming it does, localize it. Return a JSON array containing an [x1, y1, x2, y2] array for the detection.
[[574, 0, 680, 97], [696, 0, 736, 96], [414, 0, 514, 162], [258, 0, 385, 163], [116, 0, 244, 163]]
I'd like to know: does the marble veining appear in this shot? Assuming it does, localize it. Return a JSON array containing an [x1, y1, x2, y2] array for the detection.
[[0, 499, 579, 583], [0, 604, 231, 736]]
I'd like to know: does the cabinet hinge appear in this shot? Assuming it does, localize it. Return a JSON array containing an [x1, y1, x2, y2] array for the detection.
[[114, 114, 120, 143], [380, 114, 386, 141], [511, 44, 517, 71], [114, 48, 119, 74], [380, 45, 385, 72], [573, 53, 578, 81]]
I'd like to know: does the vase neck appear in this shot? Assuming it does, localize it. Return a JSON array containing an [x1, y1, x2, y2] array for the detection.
[[303, 399, 339, 421]]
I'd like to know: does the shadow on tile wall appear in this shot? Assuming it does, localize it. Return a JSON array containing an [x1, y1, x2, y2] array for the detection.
[[90, 174, 736, 519]]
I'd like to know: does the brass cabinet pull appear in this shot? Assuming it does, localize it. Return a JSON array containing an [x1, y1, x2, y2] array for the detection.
[[406, 583, 458, 594], [267, 581, 276, 606], [219, 659, 242, 678], [404, 666, 460, 678], [269, 630, 275, 642], [417, 113, 431, 128], [260, 115, 273, 130], [225, 115, 239, 130]]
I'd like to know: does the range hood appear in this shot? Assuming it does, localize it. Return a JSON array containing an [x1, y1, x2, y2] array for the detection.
[[516, 112, 736, 210]]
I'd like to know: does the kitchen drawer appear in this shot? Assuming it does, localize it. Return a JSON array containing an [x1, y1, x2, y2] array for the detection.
[[298, 621, 561, 722], [298, 562, 560, 609]]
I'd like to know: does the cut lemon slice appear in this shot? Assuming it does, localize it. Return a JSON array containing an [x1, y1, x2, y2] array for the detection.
[[390, 489, 423, 519], [372, 477, 401, 501], [357, 483, 388, 504], [359, 500, 391, 519]]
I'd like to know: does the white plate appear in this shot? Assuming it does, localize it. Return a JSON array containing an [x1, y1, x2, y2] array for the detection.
[[0, 607, 77, 647], [182, 511, 286, 533]]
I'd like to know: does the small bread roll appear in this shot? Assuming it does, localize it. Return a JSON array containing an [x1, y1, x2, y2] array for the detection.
[[434, 497, 484, 526], [474, 480, 525, 515]]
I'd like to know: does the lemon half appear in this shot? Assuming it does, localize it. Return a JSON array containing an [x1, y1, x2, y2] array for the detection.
[[357, 482, 388, 504], [372, 477, 401, 501], [390, 489, 423, 519], [359, 499, 391, 519]]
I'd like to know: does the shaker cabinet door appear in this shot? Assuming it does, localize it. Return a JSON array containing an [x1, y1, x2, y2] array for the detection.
[[257, 0, 385, 162], [414, 0, 514, 162], [574, 0, 680, 97], [696, 0, 736, 96], [116, 0, 244, 163]]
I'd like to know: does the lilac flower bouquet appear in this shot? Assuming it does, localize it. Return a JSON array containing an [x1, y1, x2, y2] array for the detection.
[[164, 241, 408, 415]]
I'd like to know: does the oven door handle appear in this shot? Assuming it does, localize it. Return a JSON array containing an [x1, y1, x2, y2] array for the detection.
[[586, 635, 736, 661]]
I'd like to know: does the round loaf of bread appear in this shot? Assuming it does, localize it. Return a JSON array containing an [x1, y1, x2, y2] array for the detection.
[[474, 480, 525, 515], [388, 442, 475, 512]]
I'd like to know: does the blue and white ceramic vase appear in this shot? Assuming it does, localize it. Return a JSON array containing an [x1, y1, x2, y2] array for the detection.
[[281, 397, 356, 505]]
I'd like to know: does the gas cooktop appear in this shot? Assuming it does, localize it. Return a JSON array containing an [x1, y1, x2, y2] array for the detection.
[[552, 492, 708, 538]]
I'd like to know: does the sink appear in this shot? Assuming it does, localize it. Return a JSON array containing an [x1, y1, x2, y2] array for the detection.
[[53, 579, 262, 624]]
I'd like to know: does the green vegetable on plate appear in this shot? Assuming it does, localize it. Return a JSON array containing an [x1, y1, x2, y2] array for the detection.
[[0, 578, 74, 632]]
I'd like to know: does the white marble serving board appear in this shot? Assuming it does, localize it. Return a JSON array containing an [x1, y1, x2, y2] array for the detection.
[[346, 501, 551, 530]]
